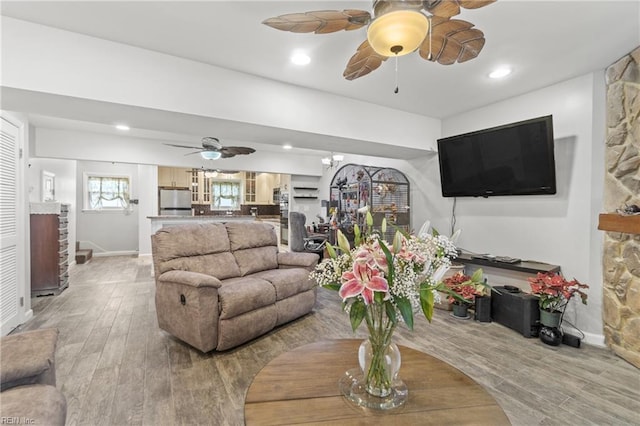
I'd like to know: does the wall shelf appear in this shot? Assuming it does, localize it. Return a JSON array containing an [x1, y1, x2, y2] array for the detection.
[[293, 187, 318, 191], [293, 196, 318, 199], [598, 213, 640, 235]]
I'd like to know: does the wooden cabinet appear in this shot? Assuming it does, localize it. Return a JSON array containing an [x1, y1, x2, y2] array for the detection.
[[245, 172, 256, 203], [190, 170, 212, 205], [30, 203, 69, 296], [158, 167, 191, 188]]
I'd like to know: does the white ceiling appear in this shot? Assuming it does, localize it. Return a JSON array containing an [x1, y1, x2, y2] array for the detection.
[[2, 0, 639, 158]]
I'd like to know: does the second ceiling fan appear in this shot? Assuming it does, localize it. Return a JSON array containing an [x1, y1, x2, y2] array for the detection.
[[263, 0, 496, 80], [165, 137, 255, 160]]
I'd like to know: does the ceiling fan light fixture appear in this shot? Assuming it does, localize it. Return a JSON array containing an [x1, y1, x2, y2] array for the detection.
[[200, 151, 222, 160], [367, 9, 429, 57]]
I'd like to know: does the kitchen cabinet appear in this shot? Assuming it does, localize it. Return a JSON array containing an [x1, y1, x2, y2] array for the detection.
[[191, 170, 212, 205], [158, 166, 191, 188], [30, 203, 70, 296]]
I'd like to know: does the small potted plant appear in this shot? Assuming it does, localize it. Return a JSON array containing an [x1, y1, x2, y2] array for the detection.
[[528, 272, 588, 328], [443, 270, 487, 318]]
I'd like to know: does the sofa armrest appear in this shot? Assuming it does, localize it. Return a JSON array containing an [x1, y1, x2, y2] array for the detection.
[[278, 252, 320, 270], [158, 270, 223, 288]]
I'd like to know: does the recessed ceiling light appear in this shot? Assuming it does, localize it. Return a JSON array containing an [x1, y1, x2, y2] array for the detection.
[[291, 52, 310, 66], [282, 144, 293, 150], [115, 124, 130, 131], [489, 67, 512, 79]]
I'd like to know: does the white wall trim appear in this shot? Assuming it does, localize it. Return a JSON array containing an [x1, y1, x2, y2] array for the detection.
[[93, 251, 139, 258], [581, 331, 606, 348]]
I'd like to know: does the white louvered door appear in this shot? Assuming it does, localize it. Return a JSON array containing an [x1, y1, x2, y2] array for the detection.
[[0, 116, 20, 335]]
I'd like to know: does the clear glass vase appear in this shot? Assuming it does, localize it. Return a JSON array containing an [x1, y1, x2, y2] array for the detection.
[[339, 303, 408, 409]]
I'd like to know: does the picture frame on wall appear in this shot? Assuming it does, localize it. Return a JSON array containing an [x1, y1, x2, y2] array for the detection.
[[42, 170, 55, 202]]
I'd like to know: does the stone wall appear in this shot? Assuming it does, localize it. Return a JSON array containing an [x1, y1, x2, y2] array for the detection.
[[603, 46, 640, 368]]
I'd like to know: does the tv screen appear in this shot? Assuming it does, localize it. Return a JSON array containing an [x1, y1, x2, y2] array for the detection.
[[437, 115, 556, 197]]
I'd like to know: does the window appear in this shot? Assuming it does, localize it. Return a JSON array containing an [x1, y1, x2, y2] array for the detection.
[[211, 180, 241, 210], [84, 173, 130, 210]]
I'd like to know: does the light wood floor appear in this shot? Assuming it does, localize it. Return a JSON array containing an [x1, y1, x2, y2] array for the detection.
[[18, 256, 640, 426]]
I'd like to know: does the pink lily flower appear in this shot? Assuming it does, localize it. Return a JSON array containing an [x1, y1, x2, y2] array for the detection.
[[339, 262, 389, 304], [354, 242, 388, 273]]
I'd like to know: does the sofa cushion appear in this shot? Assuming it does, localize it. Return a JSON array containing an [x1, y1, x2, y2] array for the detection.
[[252, 268, 316, 301], [152, 223, 241, 279], [218, 277, 276, 319], [234, 246, 279, 276], [225, 221, 278, 251]]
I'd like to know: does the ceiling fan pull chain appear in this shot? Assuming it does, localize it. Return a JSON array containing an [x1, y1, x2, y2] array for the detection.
[[427, 16, 433, 61], [394, 54, 399, 94]]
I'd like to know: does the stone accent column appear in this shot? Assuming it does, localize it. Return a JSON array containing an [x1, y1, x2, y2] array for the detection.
[[603, 46, 640, 368]]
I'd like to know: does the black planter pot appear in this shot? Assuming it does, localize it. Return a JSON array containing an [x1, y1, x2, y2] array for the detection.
[[452, 303, 469, 318]]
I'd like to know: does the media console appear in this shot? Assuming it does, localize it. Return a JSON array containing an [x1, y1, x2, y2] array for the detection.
[[454, 253, 561, 337], [455, 252, 560, 275]]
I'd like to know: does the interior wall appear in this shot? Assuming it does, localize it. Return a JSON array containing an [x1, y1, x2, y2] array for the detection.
[[441, 72, 606, 342], [137, 164, 157, 257], [75, 160, 139, 255]]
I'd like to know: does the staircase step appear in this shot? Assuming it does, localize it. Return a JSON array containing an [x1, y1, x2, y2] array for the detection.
[[76, 249, 93, 264]]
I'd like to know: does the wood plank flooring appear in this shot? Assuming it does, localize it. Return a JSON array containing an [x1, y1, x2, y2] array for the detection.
[[17, 256, 640, 426]]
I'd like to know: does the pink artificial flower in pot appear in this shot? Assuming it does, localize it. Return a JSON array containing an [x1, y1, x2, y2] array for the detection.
[[528, 272, 589, 313]]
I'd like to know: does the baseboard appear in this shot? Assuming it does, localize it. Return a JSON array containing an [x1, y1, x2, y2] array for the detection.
[[137, 253, 152, 259], [93, 250, 139, 258], [581, 331, 605, 347]]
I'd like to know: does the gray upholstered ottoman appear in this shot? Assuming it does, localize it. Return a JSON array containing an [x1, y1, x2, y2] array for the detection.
[[0, 384, 67, 426], [0, 328, 59, 390], [0, 328, 66, 425]]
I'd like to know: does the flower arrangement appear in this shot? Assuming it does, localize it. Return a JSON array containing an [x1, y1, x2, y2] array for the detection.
[[310, 213, 458, 399], [528, 272, 589, 312], [442, 271, 487, 305]]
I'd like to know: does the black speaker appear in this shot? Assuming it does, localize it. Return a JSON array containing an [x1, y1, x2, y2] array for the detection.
[[491, 286, 540, 338], [474, 296, 491, 322]]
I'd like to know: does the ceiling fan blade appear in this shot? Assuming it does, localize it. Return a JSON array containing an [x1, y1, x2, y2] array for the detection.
[[458, 0, 497, 10], [424, 0, 461, 18], [164, 142, 203, 150], [262, 9, 370, 34], [419, 19, 485, 65], [424, 0, 496, 18], [219, 147, 256, 157], [343, 40, 388, 81]]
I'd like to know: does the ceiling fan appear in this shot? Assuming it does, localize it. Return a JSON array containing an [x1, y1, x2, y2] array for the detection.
[[263, 0, 496, 80], [165, 137, 255, 160]]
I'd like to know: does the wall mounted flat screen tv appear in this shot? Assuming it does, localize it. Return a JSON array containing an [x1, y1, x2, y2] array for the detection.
[[437, 115, 556, 197]]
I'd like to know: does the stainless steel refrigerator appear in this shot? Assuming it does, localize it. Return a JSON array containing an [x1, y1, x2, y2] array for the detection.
[[159, 188, 192, 216]]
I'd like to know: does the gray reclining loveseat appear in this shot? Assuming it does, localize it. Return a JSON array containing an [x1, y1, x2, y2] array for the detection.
[[151, 221, 319, 352]]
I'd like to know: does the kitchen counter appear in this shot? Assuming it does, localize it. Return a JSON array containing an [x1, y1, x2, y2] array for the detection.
[[148, 215, 257, 234]]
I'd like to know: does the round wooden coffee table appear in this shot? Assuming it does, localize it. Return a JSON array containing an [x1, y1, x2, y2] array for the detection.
[[244, 339, 510, 425]]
